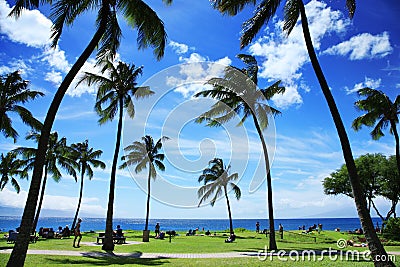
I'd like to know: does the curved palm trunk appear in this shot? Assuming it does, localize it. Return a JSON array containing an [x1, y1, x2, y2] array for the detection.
[[251, 112, 277, 250], [7, 8, 109, 266], [72, 166, 85, 230], [390, 120, 400, 175], [32, 165, 48, 232], [297, 1, 393, 265], [224, 186, 234, 235], [144, 163, 152, 236], [102, 97, 123, 251]]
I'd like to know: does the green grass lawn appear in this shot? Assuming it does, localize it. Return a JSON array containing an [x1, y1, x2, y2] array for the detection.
[[1, 230, 399, 266]]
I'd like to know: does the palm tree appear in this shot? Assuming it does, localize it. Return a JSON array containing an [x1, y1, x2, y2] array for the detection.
[[195, 54, 284, 250], [79, 60, 154, 250], [0, 151, 28, 193], [210, 1, 392, 264], [353, 88, 400, 175], [120, 135, 169, 242], [197, 158, 241, 235], [70, 140, 106, 230], [8, 1, 171, 264], [13, 131, 77, 232], [0, 70, 43, 142]]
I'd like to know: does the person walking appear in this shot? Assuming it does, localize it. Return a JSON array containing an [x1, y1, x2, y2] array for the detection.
[[73, 218, 82, 248]]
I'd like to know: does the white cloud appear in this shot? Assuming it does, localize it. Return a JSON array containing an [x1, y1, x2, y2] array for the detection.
[[323, 32, 392, 60], [249, 0, 351, 109], [345, 77, 382, 94], [0, 187, 105, 215], [0, 1, 52, 47], [167, 53, 232, 98], [44, 70, 63, 86], [169, 40, 189, 54], [0, 1, 98, 97]]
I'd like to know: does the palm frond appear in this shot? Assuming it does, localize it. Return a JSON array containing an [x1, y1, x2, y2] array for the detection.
[[118, 0, 168, 60], [283, 0, 300, 35]]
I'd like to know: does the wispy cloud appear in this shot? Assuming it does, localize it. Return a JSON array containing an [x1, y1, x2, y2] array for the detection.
[[345, 77, 382, 94], [323, 32, 392, 60]]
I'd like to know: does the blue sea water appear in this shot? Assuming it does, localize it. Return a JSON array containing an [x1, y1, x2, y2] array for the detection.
[[0, 216, 381, 233]]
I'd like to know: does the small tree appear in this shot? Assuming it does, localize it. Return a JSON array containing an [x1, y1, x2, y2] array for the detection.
[[0, 151, 28, 193], [197, 158, 241, 235], [120, 135, 168, 242]]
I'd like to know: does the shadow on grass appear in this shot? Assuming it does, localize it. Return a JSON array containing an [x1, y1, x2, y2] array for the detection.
[[47, 252, 170, 266]]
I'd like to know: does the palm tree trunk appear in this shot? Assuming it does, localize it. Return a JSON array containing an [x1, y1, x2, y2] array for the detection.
[[102, 96, 123, 251], [224, 186, 234, 235], [297, 1, 393, 265], [7, 7, 109, 266], [390, 120, 400, 175], [72, 166, 85, 230], [144, 164, 152, 236], [32, 166, 48, 232], [251, 112, 277, 250]]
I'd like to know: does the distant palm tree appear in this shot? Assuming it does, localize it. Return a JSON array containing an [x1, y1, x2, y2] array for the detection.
[[198, 158, 241, 235], [0, 71, 43, 142], [70, 140, 106, 230], [8, 1, 171, 262], [120, 135, 169, 242], [14, 131, 77, 232], [79, 60, 154, 250], [210, 1, 391, 263], [353, 88, 400, 175], [195, 54, 284, 250], [0, 151, 28, 193]]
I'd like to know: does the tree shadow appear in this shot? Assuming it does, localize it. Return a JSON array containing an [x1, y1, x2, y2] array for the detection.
[[47, 251, 170, 265]]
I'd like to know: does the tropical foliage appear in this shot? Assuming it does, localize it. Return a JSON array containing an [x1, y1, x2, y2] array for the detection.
[[120, 135, 169, 241], [323, 153, 400, 222], [7, 1, 171, 263], [70, 140, 106, 230], [0, 71, 43, 142], [13, 131, 78, 232], [195, 54, 284, 250], [198, 158, 241, 235], [209, 1, 390, 263], [79, 60, 153, 250], [0, 151, 28, 193], [353, 88, 400, 175]]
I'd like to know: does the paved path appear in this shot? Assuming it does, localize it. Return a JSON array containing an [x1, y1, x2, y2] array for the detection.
[[0, 249, 258, 258], [1, 249, 399, 259]]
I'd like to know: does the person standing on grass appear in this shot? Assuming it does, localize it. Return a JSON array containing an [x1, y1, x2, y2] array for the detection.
[[155, 223, 160, 236], [73, 218, 82, 248], [256, 222, 260, 233]]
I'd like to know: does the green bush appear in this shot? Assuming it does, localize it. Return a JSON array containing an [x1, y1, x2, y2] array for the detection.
[[383, 217, 400, 241]]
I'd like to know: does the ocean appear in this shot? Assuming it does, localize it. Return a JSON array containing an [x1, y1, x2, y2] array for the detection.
[[0, 216, 382, 233]]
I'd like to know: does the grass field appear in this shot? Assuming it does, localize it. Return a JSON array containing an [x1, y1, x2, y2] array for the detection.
[[1, 230, 399, 266]]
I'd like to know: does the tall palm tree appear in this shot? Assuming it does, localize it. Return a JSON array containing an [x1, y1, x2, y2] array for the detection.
[[13, 131, 78, 232], [70, 140, 106, 230], [79, 60, 154, 250], [353, 88, 400, 175], [120, 135, 169, 242], [0, 70, 43, 142], [8, 1, 171, 264], [198, 158, 241, 235], [0, 151, 28, 193], [195, 54, 284, 250], [210, 1, 392, 264]]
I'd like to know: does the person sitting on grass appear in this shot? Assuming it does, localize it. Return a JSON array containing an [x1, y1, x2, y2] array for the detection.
[[225, 233, 236, 243], [155, 231, 165, 239]]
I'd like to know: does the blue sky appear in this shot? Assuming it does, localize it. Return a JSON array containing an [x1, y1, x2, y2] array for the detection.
[[0, 0, 399, 221]]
